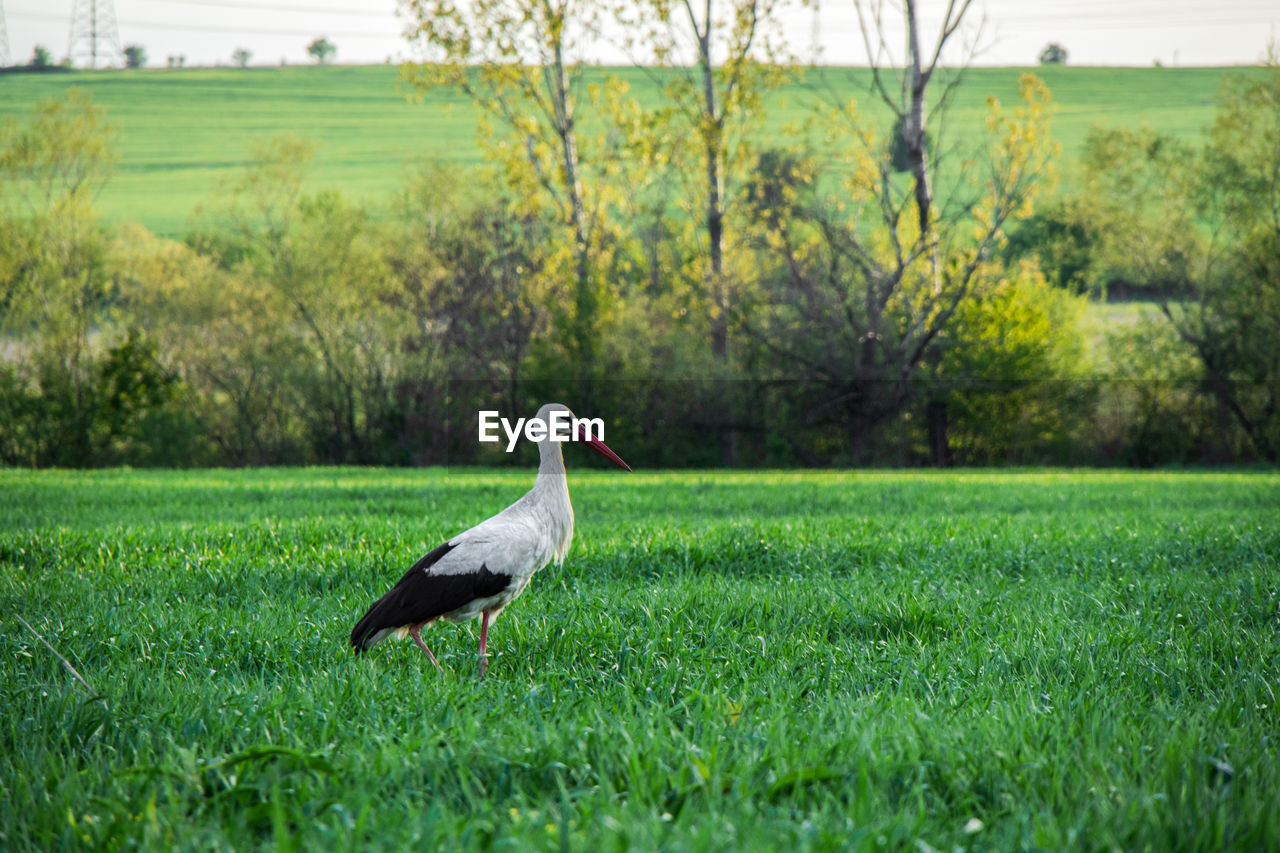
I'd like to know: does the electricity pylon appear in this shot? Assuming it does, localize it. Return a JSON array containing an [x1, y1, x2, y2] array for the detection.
[[1, 1, 12, 68], [68, 0, 123, 69]]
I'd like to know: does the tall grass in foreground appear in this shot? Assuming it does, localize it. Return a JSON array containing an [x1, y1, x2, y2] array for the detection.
[[2, 468, 1277, 850]]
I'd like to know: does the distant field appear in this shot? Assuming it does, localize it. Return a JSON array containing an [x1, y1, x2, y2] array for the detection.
[[3, 468, 1278, 849], [0, 65, 1253, 235]]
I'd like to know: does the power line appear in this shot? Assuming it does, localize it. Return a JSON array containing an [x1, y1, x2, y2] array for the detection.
[[5, 2, 1272, 65], [139, 0, 398, 17], [121, 18, 397, 39], [11, 8, 400, 40]]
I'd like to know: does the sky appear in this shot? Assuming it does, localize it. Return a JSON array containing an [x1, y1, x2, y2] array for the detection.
[[2, 0, 1277, 69]]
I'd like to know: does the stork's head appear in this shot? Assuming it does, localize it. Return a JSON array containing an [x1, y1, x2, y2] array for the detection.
[[533, 403, 632, 472]]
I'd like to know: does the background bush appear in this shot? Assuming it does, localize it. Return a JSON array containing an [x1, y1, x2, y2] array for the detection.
[[3, 62, 1278, 468]]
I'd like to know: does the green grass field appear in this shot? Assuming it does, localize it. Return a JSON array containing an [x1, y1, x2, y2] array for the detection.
[[0, 65, 1254, 235], [3, 468, 1277, 850]]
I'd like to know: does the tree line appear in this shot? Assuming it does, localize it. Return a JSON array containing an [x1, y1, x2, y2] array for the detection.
[[1, 2, 1277, 468]]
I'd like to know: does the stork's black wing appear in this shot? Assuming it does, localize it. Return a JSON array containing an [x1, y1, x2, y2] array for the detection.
[[349, 542, 512, 652]]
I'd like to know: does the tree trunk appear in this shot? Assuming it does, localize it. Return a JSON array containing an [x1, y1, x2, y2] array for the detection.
[[904, 0, 940, 287], [692, 1, 736, 463], [846, 397, 871, 463], [548, 37, 595, 397], [696, 5, 728, 362], [927, 399, 952, 466]]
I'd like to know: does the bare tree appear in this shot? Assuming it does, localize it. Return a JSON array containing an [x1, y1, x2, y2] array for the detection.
[[402, 0, 605, 399], [747, 1, 1058, 461], [855, 0, 974, 287]]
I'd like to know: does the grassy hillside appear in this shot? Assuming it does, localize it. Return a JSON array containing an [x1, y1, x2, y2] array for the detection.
[[3, 468, 1279, 849], [0, 65, 1251, 236]]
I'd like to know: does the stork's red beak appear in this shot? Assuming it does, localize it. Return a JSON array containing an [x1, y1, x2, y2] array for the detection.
[[576, 424, 632, 472]]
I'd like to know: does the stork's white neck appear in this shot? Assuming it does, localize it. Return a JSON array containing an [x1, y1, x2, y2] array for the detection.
[[530, 434, 573, 564], [536, 434, 567, 478]]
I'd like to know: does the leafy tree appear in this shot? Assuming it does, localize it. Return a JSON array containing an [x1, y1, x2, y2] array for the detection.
[[1161, 62, 1280, 461], [928, 261, 1095, 464], [1102, 310, 1211, 466], [306, 37, 336, 65], [0, 88, 116, 215], [0, 94, 201, 467], [1038, 42, 1068, 65], [0, 328, 196, 466], [0, 89, 118, 338], [1002, 196, 1106, 294], [613, 0, 793, 362], [1054, 60, 1280, 461], [604, 0, 796, 463], [1081, 126, 1198, 294], [232, 48, 252, 68], [117, 222, 307, 464], [1007, 125, 1197, 300], [176, 135, 451, 463], [0, 90, 123, 464], [123, 44, 147, 69], [30, 45, 53, 69], [401, 0, 614, 406], [385, 164, 551, 459]]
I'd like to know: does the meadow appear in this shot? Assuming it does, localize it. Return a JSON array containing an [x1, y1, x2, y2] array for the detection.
[[2, 467, 1277, 849], [0, 64, 1251, 235]]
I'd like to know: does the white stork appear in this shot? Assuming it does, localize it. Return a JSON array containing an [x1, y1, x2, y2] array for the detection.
[[349, 403, 631, 675]]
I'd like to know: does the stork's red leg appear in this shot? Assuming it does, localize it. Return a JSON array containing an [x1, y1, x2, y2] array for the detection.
[[478, 611, 491, 677], [408, 622, 443, 671]]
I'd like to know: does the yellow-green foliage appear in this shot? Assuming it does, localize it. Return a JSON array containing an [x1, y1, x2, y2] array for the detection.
[[938, 260, 1095, 463], [3, 61, 1275, 466], [743, 72, 1065, 460], [0, 90, 116, 376]]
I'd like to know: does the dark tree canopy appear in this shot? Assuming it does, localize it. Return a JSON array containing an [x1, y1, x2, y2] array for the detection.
[[306, 38, 336, 65], [1039, 42, 1068, 65], [123, 45, 146, 69]]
